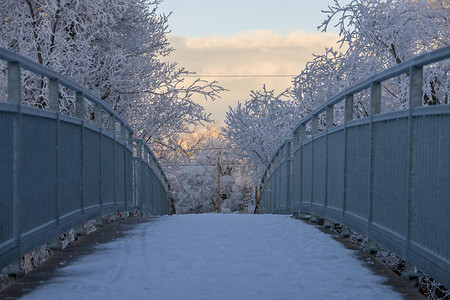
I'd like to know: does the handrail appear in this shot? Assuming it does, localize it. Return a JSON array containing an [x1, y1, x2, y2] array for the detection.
[[293, 45, 450, 131], [0, 47, 133, 132]]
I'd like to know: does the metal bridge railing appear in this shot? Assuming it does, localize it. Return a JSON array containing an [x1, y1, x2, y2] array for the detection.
[[0, 47, 170, 272], [259, 45, 450, 288], [133, 139, 171, 216]]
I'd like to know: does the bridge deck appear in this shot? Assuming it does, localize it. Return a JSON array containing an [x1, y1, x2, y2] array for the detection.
[[1, 214, 422, 299]]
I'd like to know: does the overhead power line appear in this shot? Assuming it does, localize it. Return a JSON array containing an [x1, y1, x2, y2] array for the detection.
[[179, 74, 297, 78]]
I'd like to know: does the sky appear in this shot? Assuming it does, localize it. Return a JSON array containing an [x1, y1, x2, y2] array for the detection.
[[158, 0, 352, 123], [22, 214, 403, 299]]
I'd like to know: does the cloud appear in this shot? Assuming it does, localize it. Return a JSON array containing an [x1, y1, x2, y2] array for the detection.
[[165, 29, 343, 123]]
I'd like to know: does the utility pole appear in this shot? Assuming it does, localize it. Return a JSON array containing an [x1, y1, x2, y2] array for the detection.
[[217, 157, 221, 213]]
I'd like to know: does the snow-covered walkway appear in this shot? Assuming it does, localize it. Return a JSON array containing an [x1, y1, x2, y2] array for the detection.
[[22, 214, 402, 299]]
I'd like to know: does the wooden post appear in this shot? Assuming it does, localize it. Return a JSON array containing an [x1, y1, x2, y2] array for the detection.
[[217, 157, 221, 213]]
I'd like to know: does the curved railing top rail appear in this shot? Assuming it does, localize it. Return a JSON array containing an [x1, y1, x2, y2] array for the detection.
[[0, 47, 133, 133], [292, 45, 450, 133], [261, 45, 450, 186]]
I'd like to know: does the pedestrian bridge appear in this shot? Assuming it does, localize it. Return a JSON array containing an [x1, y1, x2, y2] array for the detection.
[[0, 46, 449, 291]]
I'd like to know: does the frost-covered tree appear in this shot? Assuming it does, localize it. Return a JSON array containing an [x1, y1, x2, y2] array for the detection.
[[223, 86, 302, 183], [0, 0, 224, 149], [169, 125, 255, 214], [224, 0, 449, 185], [293, 0, 449, 117]]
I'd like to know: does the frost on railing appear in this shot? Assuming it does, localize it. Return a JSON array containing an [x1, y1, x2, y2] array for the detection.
[[259, 46, 450, 289]]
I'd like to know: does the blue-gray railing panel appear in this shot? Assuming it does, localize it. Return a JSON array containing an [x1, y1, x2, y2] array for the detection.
[[59, 119, 83, 217], [414, 113, 450, 259], [312, 135, 327, 213], [300, 142, 312, 208], [345, 122, 370, 220], [372, 117, 409, 236], [0, 108, 14, 243], [326, 129, 345, 216], [83, 127, 101, 210], [21, 113, 57, 233], [102, 135, 116, 210]]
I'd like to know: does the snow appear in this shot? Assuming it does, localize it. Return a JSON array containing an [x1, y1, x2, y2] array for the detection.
[[22, 214, 402, 300]]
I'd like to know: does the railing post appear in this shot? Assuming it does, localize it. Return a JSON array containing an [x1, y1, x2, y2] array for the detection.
[[75, 92, 85, 216], [404, 65, 423, 280], [300, 123, 306, 141], [48, 79, 59, 112], [109, 115, 115, 134], [367, 82, 381, 241], [326, 105, 333, 129], [75, 92, 84, 120], [95, 104, 102, 128], [371, 82, 381, 115], [312, 115, 319, 135], [8, 62, 21, 104], [343, 95, 354, 219], [311, 115, 318, 213], [136, 140, 142, 210], [124, 129, 132, 213], [325, 105, 333, 219], [94, 104, 103, 211], [345, 94, 354, 122], [120, 124, 126, 141], [293, 131, 299, 147], [298, 123, 306, 212], [7, 61, 23, 277], [409, 66, 423, 108], [48, 79, 60, 224], [286, 140, 293, 213], [127, 130, 133, 147]]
